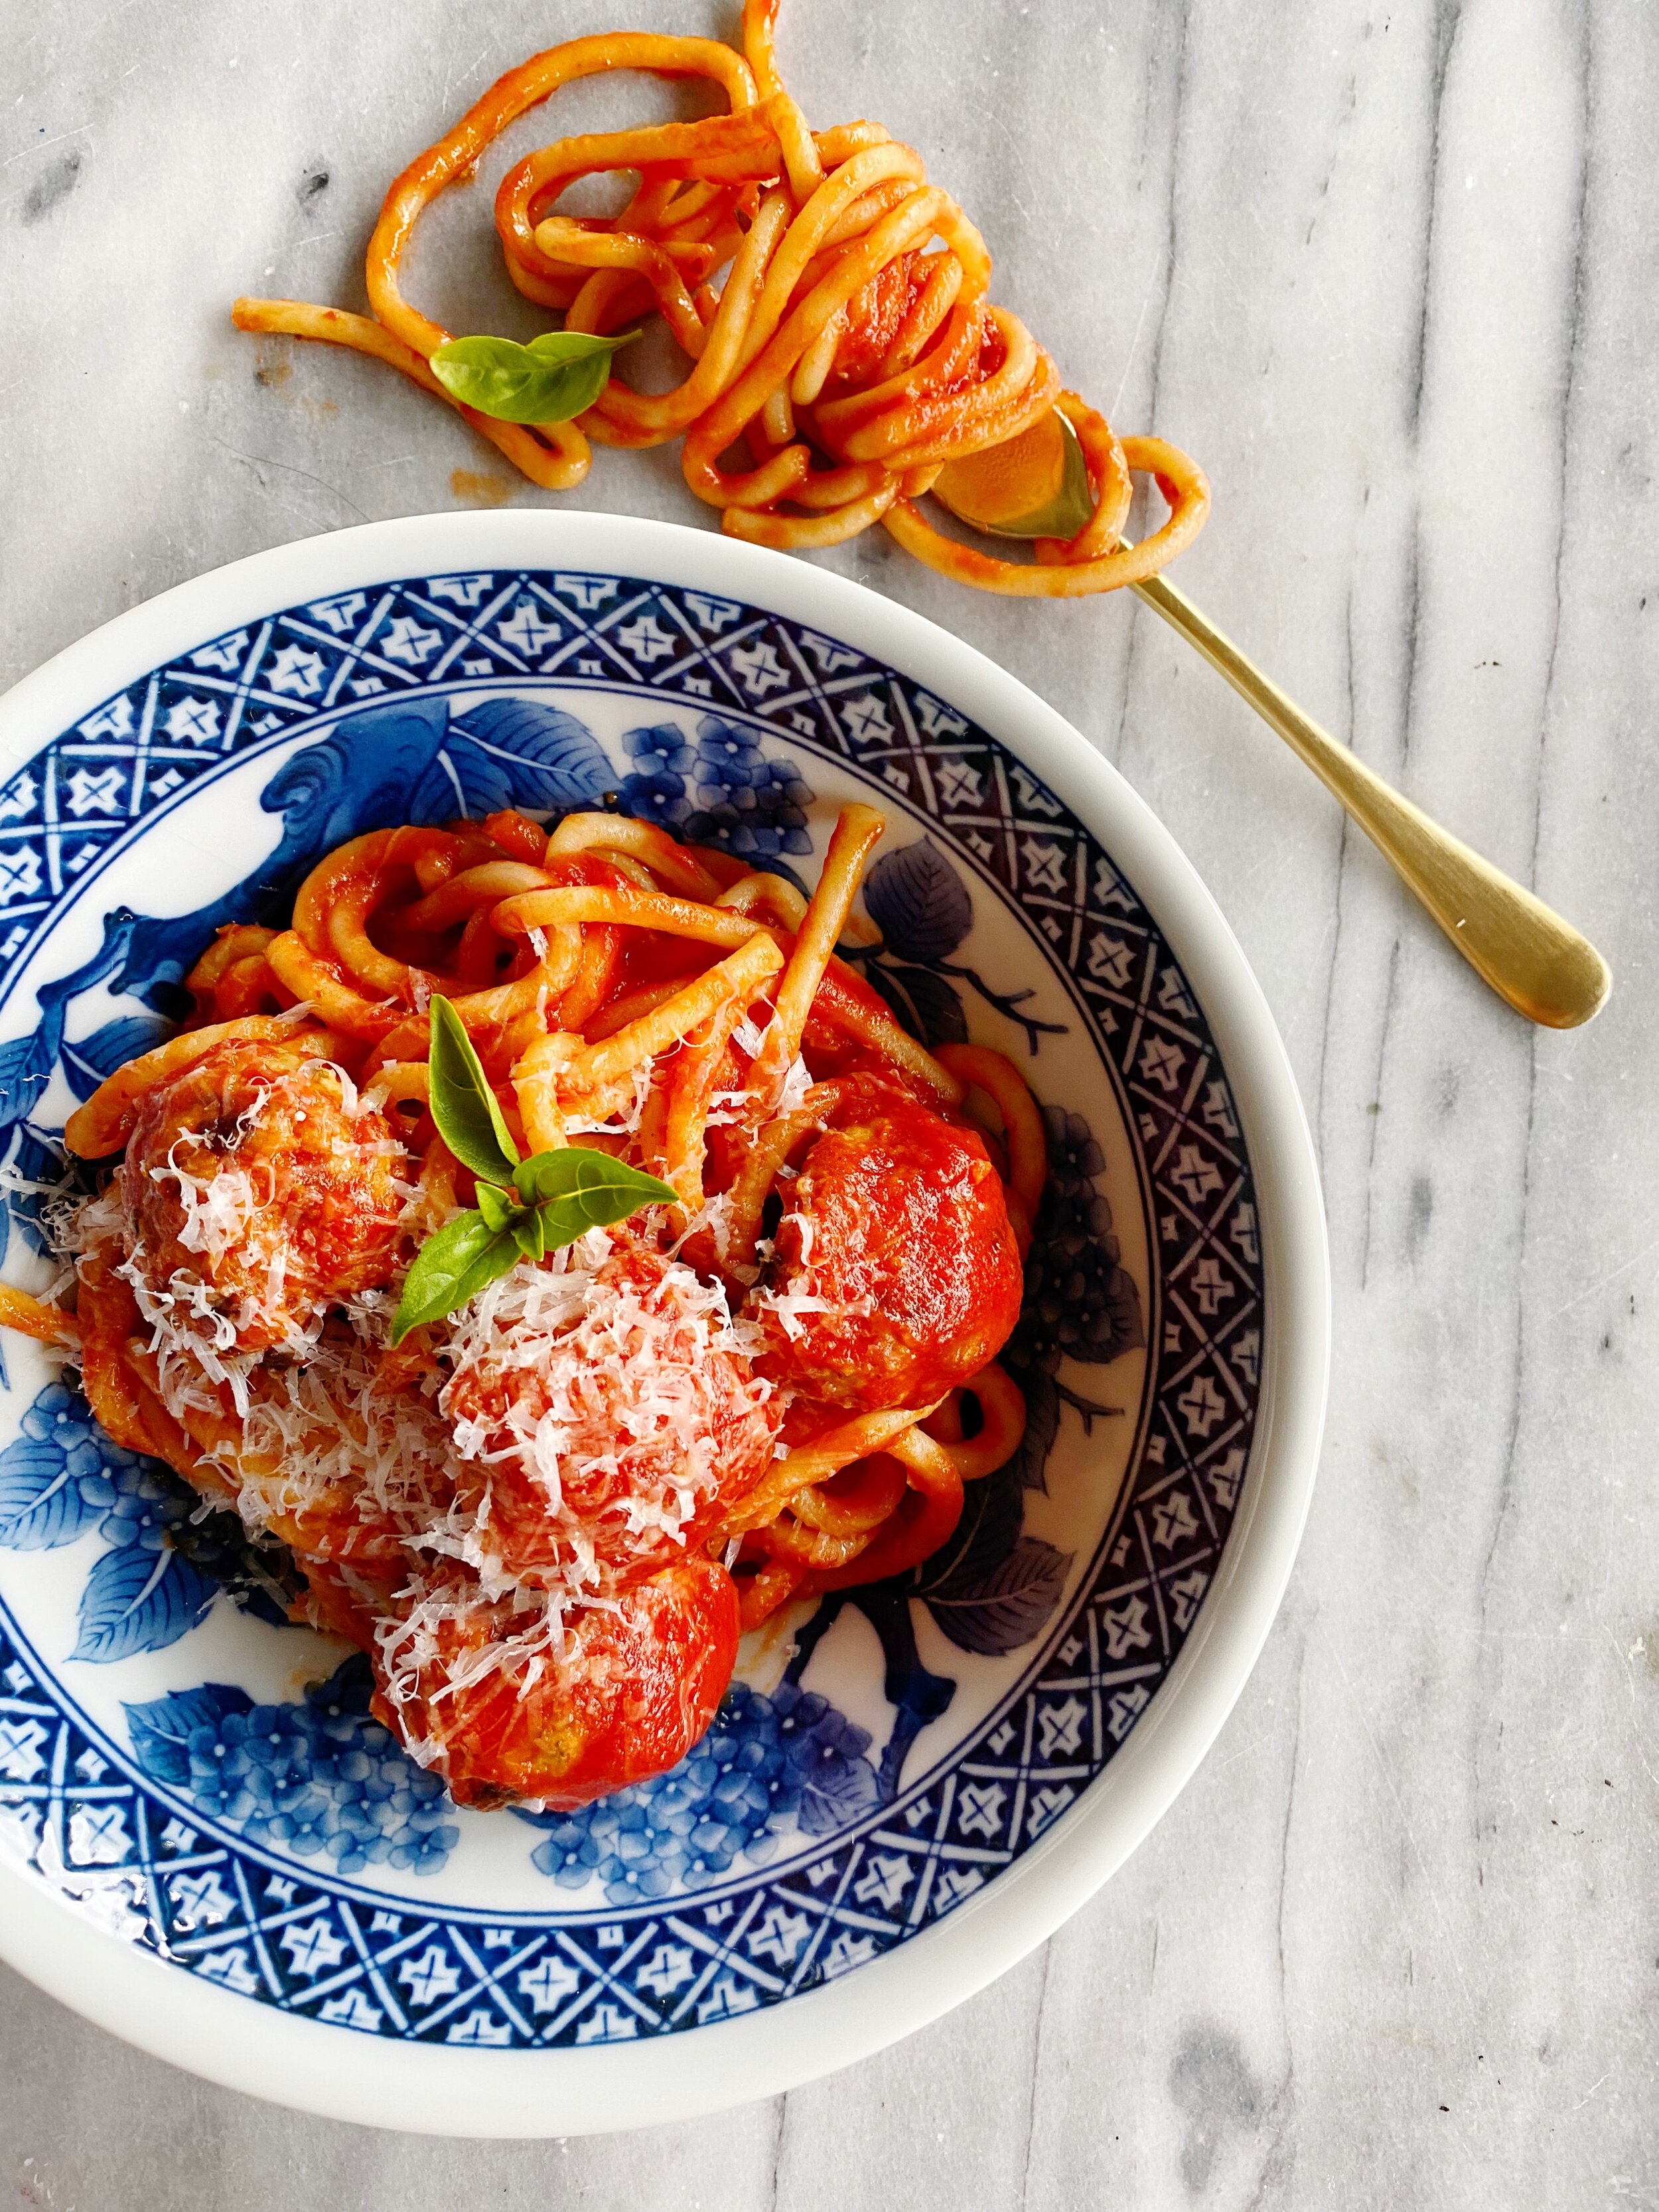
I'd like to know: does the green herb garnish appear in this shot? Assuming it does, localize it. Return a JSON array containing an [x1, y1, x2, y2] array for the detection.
[[428, 328, 640, 425], [391, 996, 675, 1343]]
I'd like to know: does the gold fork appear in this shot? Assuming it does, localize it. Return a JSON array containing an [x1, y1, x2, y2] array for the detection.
[[936, 417, 1611, 1030]]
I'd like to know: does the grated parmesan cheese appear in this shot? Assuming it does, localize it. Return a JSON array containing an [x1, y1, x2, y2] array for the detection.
[[437, 1237, 779, 1607], [704, 1051, 815, 1129]]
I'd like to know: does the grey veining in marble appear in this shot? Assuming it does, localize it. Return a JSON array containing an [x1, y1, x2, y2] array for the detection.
[[3, 1, 1657, 2204]]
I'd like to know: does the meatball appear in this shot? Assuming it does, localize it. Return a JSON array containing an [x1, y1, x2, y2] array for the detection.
[[366, 1557, 741, 1809], [122, 1038, 405, 1351], [443, 1236, 781, 1591], [757, 1095, 1024, 1414]]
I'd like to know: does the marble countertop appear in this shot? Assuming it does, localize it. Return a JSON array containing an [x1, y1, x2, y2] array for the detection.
[[3, 1, 1656, 2204]]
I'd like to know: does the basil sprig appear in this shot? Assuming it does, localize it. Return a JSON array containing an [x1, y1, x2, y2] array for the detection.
[[429, 328, 640, 425], [391, 997, 675, 1343]]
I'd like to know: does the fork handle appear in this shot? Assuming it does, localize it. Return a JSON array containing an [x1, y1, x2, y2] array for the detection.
[[1130, 569, 1611, 1029]]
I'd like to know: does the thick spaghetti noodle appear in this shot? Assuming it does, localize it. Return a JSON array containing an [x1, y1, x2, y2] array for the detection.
[[232, 1, 1208, 596], [13, 801, 1043, 1810]]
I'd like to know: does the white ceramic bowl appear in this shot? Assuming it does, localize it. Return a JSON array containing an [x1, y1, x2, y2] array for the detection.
[[0, 512, 1327, 2134]]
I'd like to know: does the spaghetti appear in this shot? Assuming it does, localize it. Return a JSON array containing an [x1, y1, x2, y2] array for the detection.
[[231, 1, 1208, 596], [15, 801, 1043, 1811]]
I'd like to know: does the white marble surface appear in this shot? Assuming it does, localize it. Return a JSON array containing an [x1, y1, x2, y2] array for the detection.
[[3, 0, 1656, 2201]]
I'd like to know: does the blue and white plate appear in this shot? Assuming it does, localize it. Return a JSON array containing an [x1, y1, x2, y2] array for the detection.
[[0, 514, 1327, 2134]]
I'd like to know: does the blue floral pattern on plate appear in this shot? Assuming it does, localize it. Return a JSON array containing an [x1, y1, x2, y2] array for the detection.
[[521, 1683, 879, 1905], [124, 1662, 459, 1877], [0, 567, 1263, 2047]]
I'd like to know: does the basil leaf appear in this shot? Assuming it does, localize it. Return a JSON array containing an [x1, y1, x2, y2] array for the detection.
[[473, 1181, 518, 1234], [427, 995, 519, 1182], [510, 1210, 547, 1263], [390, 1150, 676, 1342], [429, 329, 640, 426], [510, 1145, 680, 1246], [391, 1212, 520, 1343], [526, 329, 638, 364]]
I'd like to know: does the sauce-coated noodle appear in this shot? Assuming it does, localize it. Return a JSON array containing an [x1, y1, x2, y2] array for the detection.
[[231, 1, 1206, 595]]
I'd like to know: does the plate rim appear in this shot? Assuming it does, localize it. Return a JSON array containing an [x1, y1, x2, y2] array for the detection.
[[0, 510, 1329, 2136]]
